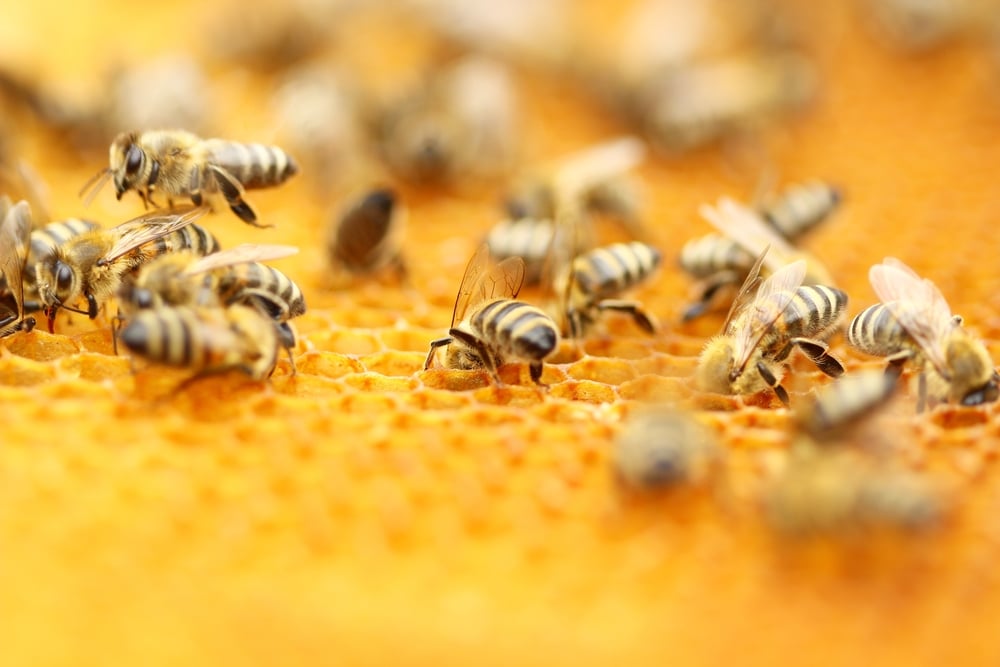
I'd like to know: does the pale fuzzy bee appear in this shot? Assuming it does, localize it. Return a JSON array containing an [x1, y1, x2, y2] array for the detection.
[[424, 244, 559, 386], [614, 408, 722, 491], [83, 130, 298, 227], [377, 55, 518, 184], [848, 257, 999, 411], [0, 198, 36, 337], [795, 369, 899, 441], [681, 183, 841, 321], [558, 241, 662, 339], [695, 251, 847, 406], [327, 188, 406, 278], [33, 206, 217, 331], [119, 305, 279, 382]]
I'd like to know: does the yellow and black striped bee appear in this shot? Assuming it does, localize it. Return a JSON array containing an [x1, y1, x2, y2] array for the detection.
[[681, 189, 838, 321], [695, 250, 847, 406], [424, 244, 559, 386], [848, 257, 999, 411], [0, 198, 36, 337], [83, 129, 298, 226], [119, 304, 279, 382], [795, 369, 899, 440], [327, 188, 406, 278], [484, 216, 557, 287], [33, 206, 216, 331]]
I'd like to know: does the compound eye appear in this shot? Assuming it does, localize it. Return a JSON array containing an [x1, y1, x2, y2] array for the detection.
[[135, 289, 153, 309], [125, 145, 143, 175], [55, 263, 73, 293]]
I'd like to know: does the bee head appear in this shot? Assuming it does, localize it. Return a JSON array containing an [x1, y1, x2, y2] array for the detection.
[[946, 334, 998, 405], [109, 131, 145, 199], [695, 336, 736, 395]]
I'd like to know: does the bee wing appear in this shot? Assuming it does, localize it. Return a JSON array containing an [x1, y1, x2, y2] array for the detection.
[[554, 136, 646, 203], [451, 244, 526, 327], [0, 200, 31, 315], [699, 196, 802, 272], [869, 257, 954, 376], [101, 206, 208, 265], [182, 244, 299, 275], [720, 245, 769, 332], [731, 259, 807, 372]]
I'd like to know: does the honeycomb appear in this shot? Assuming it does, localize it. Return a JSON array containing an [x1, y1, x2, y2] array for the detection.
[[3, 2, 1000, 666]]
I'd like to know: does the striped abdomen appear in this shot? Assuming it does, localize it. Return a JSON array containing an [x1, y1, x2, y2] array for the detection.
[[29, 218, 100, 265], [777, 284, 847, 339], [847, 303, 910, 357], [485, 217, 555, 285], [679, 233, 754, 278], [759, 181, 841, 240], [330, 189, 399, 272], [138, 222, 220, 265], [469, 298, 559, 363], [573, 241, 661, 301], [203, 139, 298, 189], [214, 262, 306, 321]]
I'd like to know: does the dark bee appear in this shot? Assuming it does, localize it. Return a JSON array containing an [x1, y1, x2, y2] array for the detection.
[[327, 188, 405, 278]]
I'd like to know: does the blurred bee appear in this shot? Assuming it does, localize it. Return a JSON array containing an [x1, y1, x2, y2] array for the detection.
[[485, 217, 558, 287], [796, 370, 899, 440], [377, 55, 518, 184], [424, 244, 559, 386], [83, 130, 298, 227], [33, 206, 216, 331], [327, 188, 406, 278], [847, 257, 999, 411], [119, 305, 279, 382], [862, 0, 974, 53], [614, 408, 722, 491], [558, 241, 662, 339], [695, 250, 847, 406], [0, 198, 36, 337], [681, 183, 841, 321]]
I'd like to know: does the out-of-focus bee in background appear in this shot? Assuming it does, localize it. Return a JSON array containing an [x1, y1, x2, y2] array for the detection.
[[375, 54, 519, 184], [424, 244, 559, 386], [795, 369, 900, 442], [33, 206, 216, 330], [695, 250, 846, 406], [680, 182, 841, 321], [848, 257, 999, 412], [859, 0, 981, 53], [327, 188, 407, 281], [484, 216, 558, 287], [0, 198, 36, 337], [83, 130, 299, 227], [119, 304, 280, 382], [614, 407, 723, 492]]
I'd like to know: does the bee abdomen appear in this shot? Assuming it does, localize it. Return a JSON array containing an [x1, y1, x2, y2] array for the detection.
[[574, 241, 661, 298], [485, 217, 555, 284], [330, 189, 397, 270], [472, 299, 559, 361], [760, 181, 841, 240], [204, 140, 298, 189], [148, 222, 220, 259], [222, 263, 305, 320], [848, 303, 908, 357], [782, 285, 847, 337], [120, 307, 203, 368], [29, 218, 100, 263], [679, 233, 754, 278]]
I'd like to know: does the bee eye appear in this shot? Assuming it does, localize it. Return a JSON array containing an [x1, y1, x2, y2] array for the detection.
[[125, 145, 143, 175], [135, 289, 153, 309], [55, 263, 73, 292]]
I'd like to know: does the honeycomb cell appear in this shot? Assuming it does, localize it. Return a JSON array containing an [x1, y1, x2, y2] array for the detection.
[[4, 331, 79, 362], [341, 372, 419, 393], [359, 350, 426, 376], [308, 328, 383, 355], [548, 379, 618, 404], [618, 374, 690, 402], [295, 351, 366, 378], [566, 356, 638, 385]]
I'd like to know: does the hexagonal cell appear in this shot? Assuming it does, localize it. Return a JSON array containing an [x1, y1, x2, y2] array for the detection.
[[402, 388, 473, 411], [308, 328, 383, 355], [567, 356, 637, 385], [359, 350, 426, 377], [631, 353, 698, 378], [58, 353, 131, 383], [618, 375, 691, 403], [0, 355, 58, 386], [341, 373, 419, 393], [295, 351, 365, 379], [929, 406, 990, 430], [378, 326, 442, 353], [549, 380, 618, 404], [4, 331, 80, 362]]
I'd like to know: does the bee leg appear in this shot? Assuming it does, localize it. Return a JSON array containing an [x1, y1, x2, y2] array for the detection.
[[423, 336, 454, 371], [209, 165, 268, 227], [793, 338, 845, 377], [681, 274, 739, 323], [189, 164, 203, 207], [884, 353, 909, 378], [528, 361, 548, 387], [275, 323, 298, 376], [756, 361, 789, 406], [566, 307, 585, 339], [111, 308, 126, 356], [449, 328, 503, 385], [86, 293, 100, 320], [597, 299, 656, 334]]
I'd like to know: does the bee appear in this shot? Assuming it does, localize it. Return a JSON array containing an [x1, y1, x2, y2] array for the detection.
[[863, 0, 973, 53], [847, 257, 999, 411], [83, 130, 298, 227], [484, 217, 557, 287], [327, 188, 406, 278], [614, 408, 722, 491], [119, 305, 279, 382], [33, 206, 217, 331], [0, 198, 36, 337], [424, 244, 559, 386], [695, 250, 847, 406], [681, 183, 841, 321], [796, 369, 899, 441], [558, 241, 662, 339]]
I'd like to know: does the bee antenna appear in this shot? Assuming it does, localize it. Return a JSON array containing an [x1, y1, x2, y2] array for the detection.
[[79, 168, 112, 207]]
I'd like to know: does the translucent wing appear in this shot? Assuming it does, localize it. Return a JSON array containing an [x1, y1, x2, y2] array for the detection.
[[869, 257, 953, 377], [553, 136, 646, 205], [721, 245, 769, 332], [699, 196, 801, 271], [100, 206, 208, 265], [182, 244, 299, 275], [730, 259, 807, 376], [450, 244, 525, 326], [0, 200, 32, 316]]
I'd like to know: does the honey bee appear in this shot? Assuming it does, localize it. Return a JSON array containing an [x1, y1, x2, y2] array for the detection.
[[0, 198, 36, 337], [847, 257, 999, 411], [795, 369, 899, 441], [695, 250, 847, 406], [33, 206, 216, 331], [119, 305, 279, 382], [558, 241, 662, 339], [327, 188, 406, 278], [484, 217, 558, 287], [424, 245, 560, 386], [614, 408, 722, 491], [681, 184, 841, 321], [83, 130, 298, 227]]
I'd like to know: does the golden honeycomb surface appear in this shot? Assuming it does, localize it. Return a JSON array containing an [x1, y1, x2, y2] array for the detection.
[[3, 2, 1000, 666]]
